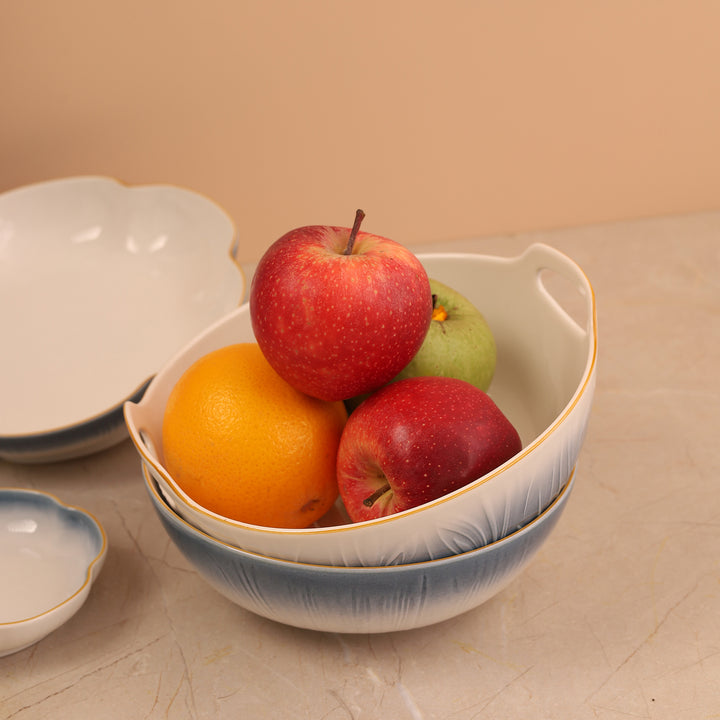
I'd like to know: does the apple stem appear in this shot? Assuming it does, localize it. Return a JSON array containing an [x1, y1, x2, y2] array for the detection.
[[363, 482, 391, 508], [343, 209, 366, 255]]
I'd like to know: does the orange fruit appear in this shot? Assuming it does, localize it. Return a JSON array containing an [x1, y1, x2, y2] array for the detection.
[[161, 343, 347, 528]]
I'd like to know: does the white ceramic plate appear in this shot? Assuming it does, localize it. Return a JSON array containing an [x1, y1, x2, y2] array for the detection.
[[126, 243, 597, 566], [0, 488, 107, 656], [0, 176, 244, 463]]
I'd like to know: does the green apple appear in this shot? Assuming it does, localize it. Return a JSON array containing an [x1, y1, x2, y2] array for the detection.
[[393, 278, 496, 391], [345, 279, 496, 413]]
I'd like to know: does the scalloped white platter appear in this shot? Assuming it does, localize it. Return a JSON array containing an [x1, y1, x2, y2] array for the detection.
[[0, 177, 244, 463]]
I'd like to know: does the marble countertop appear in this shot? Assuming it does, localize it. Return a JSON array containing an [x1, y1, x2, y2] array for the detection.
[[2, 212, 719, 719]]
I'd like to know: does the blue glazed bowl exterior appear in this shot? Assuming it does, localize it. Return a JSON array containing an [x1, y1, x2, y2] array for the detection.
[[145, 466, 575, 634]]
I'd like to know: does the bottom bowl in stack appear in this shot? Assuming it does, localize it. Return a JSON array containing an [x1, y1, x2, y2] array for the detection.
[[143, 464, 576, 634]]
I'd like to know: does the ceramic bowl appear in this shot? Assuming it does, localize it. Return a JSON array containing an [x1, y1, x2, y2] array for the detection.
[[145, 462, 575, 633], [125, 243, 596, 566], [0, 176, 244, 463], [0, 489, 107, 656]]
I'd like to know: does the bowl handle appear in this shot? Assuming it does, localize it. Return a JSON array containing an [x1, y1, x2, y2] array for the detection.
[[123, 401, 161, 460], [519, 243, 596, 337]]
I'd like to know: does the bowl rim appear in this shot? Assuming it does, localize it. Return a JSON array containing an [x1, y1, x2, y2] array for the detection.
[[127, 243, 596, 537], [0, 488, 108, 626], [145, 461, 576, 571]]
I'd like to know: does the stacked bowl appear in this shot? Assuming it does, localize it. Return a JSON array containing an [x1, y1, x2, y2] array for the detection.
[[125, 243, 597, 634]]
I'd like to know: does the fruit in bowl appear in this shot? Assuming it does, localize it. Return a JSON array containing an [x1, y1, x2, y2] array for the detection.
[[164, 219, 516, 529], [124, 243, 597, 567], [345, 277, 498, 411], [395, 278, 497, 391], [161, 343, 347, 529], [249, 210, 433, 401], [338, 376, 522, 522]]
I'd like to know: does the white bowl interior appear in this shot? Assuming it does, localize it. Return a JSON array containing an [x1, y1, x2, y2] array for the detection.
[[420, 249, 592, 445], [125, 243, 596, 566]]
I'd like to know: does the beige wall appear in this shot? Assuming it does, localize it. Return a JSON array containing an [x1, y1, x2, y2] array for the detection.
[[3, 0, 720, 263]]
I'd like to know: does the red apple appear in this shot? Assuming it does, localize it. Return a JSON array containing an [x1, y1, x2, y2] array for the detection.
[[249, 211, 433, 401], [337, 376, 522, 522]]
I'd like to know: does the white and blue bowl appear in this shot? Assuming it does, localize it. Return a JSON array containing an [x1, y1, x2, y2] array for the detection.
[[144, 462, 576, 634], [0, 489, 107, 656], [126, 243, 596, 567]]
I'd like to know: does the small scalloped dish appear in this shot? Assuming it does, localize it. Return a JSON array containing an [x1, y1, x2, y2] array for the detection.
[[0, 488, 107, 657], [0, 176, 244, 463], [125, 242, 597, 567]]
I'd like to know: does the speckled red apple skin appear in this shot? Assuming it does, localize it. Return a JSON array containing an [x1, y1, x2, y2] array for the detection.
[[337, 376, 522, 522], [249, 225, 432, 401]]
